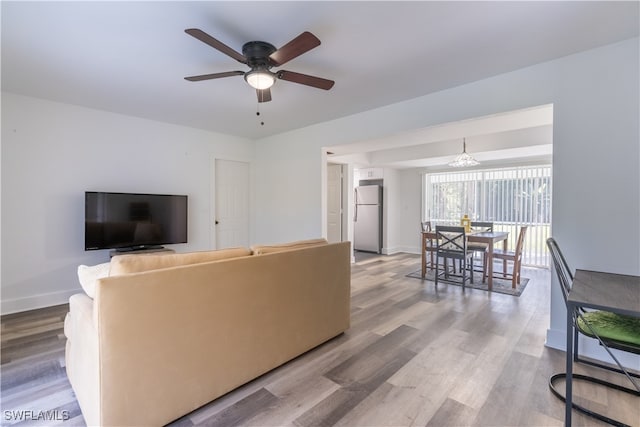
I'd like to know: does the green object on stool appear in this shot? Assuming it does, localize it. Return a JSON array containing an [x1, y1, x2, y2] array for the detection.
[[578, 311, 640, 347]]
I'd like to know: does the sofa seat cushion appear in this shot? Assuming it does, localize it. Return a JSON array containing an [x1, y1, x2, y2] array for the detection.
[[110, 247, 251, 275], [77, 262, 111, 299], [251, 238, 328, 255]]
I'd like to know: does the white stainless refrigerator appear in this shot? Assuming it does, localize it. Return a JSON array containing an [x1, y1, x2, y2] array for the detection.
[[354, 185, 382, 253]]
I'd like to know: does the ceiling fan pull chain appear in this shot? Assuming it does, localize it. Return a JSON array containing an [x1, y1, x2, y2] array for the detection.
[[256, 104, 264, 126]]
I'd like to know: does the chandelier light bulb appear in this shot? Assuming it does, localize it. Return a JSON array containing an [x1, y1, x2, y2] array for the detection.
[[448, 138, 480, 168]]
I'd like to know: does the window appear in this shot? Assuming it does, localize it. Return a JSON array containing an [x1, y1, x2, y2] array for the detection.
[[424, 165, 552, 267]]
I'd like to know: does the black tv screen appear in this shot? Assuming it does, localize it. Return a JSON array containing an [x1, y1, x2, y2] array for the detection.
[[85, 191, 188, 251]]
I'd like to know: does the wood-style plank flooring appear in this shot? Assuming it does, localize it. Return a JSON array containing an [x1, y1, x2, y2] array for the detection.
[[1, 253, 638, 426]]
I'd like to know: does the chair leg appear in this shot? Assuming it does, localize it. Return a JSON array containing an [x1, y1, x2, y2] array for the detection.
[[470, 256, 474, 284], [486, 253, 489, 280], [482, 253, 487, 283], [461, 258, 466, 290], [502, 258, 507, 278]]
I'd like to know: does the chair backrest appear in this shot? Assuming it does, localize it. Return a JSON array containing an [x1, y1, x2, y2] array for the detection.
[[546, 237, 574, 304], [514, 226, 528, 260], [471, 221, 493, 232], [436, 225, 467, 255], [421, 221, 432, 232]]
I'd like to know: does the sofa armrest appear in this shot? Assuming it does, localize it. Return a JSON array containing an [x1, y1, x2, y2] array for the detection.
[[67, 293, 95, 336], [65, 293, 101, 426]]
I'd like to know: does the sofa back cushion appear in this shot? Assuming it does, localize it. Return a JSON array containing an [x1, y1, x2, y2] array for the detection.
[[251, 238, 328, 255], [110, 247, 251, 275]]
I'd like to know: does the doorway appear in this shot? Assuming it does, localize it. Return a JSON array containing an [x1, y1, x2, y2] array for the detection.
[[326, 163, 343, 243]]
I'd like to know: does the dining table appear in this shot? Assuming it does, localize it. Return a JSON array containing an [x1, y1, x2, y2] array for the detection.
[[421, 229, 509, 290], [564, 269, 640, 426]]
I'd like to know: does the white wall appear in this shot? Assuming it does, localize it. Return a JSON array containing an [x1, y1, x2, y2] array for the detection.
[[394, 169, 424, 254], [380, 167, 397, 254], [380, 167, 423, 255], [253, 137, 325, 243], [1, 93, 254, 313], [253, 38, 639, 362]]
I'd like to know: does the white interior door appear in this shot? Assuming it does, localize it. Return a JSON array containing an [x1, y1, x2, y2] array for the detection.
[[214, 159, 249, 249], [327, 164, 343, 243]]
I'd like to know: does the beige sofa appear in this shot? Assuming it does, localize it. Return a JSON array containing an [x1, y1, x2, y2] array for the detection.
[[65, 239, 351, 426]]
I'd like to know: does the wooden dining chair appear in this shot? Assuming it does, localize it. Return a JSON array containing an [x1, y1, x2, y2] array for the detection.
[[468, 221, 492, 280], [421, 221, 437, 273], [546, 237, 640, 426], [435, 226, 474, 290], [487, 226, 527, 288]]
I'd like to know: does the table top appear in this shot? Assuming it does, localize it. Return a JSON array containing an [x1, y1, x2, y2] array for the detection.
[[568, 269, 640, 317]]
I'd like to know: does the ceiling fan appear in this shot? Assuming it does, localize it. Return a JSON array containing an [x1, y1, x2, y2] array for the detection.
[[184, 29, 335, 103]]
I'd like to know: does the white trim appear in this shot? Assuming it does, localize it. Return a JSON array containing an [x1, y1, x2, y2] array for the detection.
[[545, 327, 565, 351], [383, 246, 420, 255], [1, 288, 78, 314], [210, 156, 216, 249]]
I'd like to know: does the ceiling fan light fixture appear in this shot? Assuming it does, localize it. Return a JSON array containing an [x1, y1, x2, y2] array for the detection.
[[245, 70, 275, 90], [185, 29, 335, 103], [448, 138, 480, 168]]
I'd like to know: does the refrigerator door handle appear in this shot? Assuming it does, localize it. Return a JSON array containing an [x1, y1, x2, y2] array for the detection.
[[354, 204, 358, 222], [353, 188, 358, 222]]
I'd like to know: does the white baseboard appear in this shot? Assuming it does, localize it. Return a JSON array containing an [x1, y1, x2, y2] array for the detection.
[[382, 246, 420, 255], [545, 327, 565, 351], [1, 288, 78, 314]]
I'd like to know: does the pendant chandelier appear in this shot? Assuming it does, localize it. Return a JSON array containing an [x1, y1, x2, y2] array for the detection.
[[448, 138, 480, 168]]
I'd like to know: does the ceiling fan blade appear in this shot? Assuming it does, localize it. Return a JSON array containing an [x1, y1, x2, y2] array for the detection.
[[257, 88, 272, 103], [269, 31, 321, 66], [184, 71, 244, 82], [277, 70, 335, 90], [185, 29, 247, 64]]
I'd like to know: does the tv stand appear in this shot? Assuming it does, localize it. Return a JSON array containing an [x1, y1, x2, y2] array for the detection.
[[109, 246, 175, 258]]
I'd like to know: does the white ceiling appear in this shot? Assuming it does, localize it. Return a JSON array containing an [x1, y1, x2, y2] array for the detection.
[[2, 1, 638, 144]]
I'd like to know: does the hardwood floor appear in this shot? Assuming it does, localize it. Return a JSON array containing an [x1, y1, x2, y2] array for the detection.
[[1, 253, 638, 426]]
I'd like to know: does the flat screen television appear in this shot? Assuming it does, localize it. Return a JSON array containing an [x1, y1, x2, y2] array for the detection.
[[85, 191, 188, 251]]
